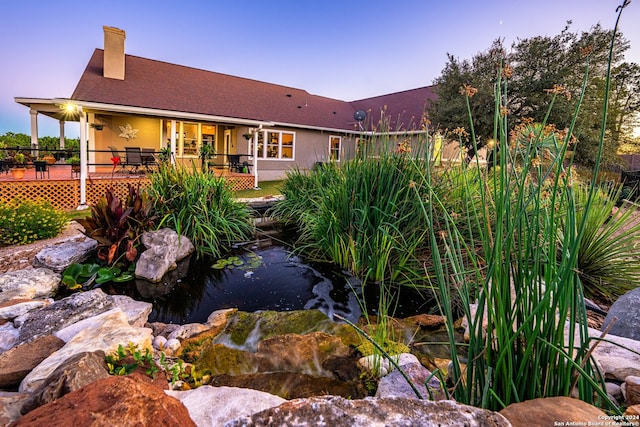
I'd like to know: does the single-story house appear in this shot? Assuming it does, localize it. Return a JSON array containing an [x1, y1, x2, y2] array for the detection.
[[15, 26, 436, 188]]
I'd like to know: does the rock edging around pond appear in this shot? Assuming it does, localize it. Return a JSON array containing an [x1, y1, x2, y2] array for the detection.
[[1, 235, 640, 425]]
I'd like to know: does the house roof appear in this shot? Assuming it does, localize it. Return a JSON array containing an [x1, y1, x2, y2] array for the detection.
[[70, 49, 435, 132], [351, 86, 437, 132]]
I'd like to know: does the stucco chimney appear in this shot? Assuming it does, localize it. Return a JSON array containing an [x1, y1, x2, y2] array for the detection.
[[103, 26, 126, 80]]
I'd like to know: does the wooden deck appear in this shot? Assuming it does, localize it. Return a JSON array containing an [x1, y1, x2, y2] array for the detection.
[[0, 164, 255, 210]]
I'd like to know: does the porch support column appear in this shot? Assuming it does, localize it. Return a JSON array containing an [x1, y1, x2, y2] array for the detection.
[[59, 121, 65, 150], [170, 120, 177, 165], [253, 125, 261, 189], [87, 113, 96, 172], [79, 109, 88, 209], [29, 109, 39, 156]]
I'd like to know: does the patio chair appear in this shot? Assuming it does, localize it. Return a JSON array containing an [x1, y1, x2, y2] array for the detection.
[[124, 147, 143, 173], [227, 154, 243, 173], [109, 146, 126, 172], [141, 148, 157, 171], [34, 160, 49, 179]]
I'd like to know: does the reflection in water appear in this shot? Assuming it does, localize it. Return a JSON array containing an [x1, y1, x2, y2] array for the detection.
[[104, 245, 432, 325]]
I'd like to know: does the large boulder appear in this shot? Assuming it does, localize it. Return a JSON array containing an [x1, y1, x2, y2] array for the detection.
[[0, 269, 60, 303], [13, 375, 195, 427], [20, 351, 110, 414], [16, 289, 115, 344], [135, 229, 194, 283], [590, 329, 640, 381], [226, 396, 510, 427], [0, 299, 51, 322], [19, 309, 152, 394], [500, 396, 607, 427], [166, 386, 285, 426], [375, 353, 445, 400], [32, 239, 97, 272], [603, 287, 640, 341], [0, 335, 64, 389]]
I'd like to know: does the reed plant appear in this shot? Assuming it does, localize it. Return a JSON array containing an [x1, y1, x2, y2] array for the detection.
[[415, 2, 631, 411], [147, 164, 254, 259]]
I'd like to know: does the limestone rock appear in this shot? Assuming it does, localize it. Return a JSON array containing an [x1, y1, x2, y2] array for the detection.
[[54, 309, 128, 343], [226, 396, 510, 427], [107, 295, 152, 327], [141, 228, 194, 262], [500, 396, 607, 427], [153, 335, 167, 350], [0, 335, 65, 389], [0, 323, 20, 354], [32, 238, 97, 272], [603, 287, 640, 341], [135, 246, 176, 283], [0, 269, 60, 303], [590, 330, 640, 381], [206, 308, 237, 328], [606, 381, 623, 403], [147, 322, 180, 338], [625, 375, 640, 406], [135, 229, 194, 283], [17, 289, 115, 344], [255, 332, 351, 374], [166, 385, 285, 427], [20, 351, 110, 414], [209, 371, 365, 400], [13, 375, 195, 427], [376, 353, 445, 400], [167, 323, 210, 341], [19, 309, 152, 394], [0, 299, 50, 321], [0, 391, 30, 426], [410, 313, 446, 328]]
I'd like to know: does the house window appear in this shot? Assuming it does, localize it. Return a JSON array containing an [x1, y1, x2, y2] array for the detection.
[[329, 136, 341, 161], [250, 130, 295, 159], [181, 123, 198, 157]]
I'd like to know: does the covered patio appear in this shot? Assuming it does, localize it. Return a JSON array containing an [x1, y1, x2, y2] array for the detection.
[[0, 165, 255, 211]]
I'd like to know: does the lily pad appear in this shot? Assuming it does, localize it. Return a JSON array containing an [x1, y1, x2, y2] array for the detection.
[[113, 272, 134, 282]]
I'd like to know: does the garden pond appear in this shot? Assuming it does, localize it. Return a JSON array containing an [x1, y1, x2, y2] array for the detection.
[[100, 244, 433, 325]]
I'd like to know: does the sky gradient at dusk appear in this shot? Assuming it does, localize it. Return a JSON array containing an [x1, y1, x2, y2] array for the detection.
[[0, 0, 637, 137]]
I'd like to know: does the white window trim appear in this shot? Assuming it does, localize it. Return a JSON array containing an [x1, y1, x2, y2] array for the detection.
[[252, 130, 295, 160], [329, 135, 342, 162]]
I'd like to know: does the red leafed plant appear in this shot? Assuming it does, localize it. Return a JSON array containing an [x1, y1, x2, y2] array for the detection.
[[77, 184, 155, 266]]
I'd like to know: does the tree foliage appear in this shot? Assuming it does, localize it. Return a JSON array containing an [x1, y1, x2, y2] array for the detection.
[[428, 22, 640, 167], [0, 132, 80, 152]]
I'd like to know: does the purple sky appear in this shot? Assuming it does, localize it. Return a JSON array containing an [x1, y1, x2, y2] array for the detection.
[[1, 0, 637, 138]]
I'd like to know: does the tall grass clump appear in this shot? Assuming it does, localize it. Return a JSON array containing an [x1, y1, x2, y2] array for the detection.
[[147, 164, 254, 258], [417, 2, 630, 411], [275, 138, 430, 286], [0, 199, 68, 245]]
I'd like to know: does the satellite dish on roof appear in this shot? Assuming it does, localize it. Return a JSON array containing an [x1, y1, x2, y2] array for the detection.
[[354, 110, 367, 122]]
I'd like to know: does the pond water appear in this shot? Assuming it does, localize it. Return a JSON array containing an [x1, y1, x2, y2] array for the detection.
[[103, 245, 432, 325]]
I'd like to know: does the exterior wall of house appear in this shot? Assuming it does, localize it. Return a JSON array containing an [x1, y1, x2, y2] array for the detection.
[[236, 126, 358, 181], [92, 114, 161, 165], [88, 112, 360, 181]]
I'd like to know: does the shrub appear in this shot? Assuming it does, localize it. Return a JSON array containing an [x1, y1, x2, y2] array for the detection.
[[0, 199, 68, 245], [147, 164, 254, 259], [76, 184, 156, 266]]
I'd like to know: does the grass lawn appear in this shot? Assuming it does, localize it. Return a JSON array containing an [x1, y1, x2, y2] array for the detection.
[[234, 180, 283, 198]]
